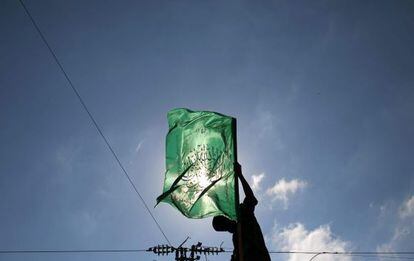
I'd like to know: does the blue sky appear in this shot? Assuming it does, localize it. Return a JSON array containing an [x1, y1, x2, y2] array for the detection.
[[1, 0, 414, 260]]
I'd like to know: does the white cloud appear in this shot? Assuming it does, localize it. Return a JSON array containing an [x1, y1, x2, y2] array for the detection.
[[251, 173, 265, 192], [266, 178, 307, 208], [77, 211, 98, 237], [271, 223, 351, 261], [248, 107, 284, 150], [53, 139, 84, 184], [377, 195, 414, 252], [135, 139, 145, 153], [376, 243, 392, 253], [256, 110, 275, 139], [377, 225, 411, 254], [399, 196, 414, 219]]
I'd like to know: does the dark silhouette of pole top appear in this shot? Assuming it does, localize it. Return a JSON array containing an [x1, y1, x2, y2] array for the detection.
[[212, 163, 271, 261]]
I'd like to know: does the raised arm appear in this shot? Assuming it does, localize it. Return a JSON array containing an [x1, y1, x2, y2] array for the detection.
[[235, 163, 258, 207]]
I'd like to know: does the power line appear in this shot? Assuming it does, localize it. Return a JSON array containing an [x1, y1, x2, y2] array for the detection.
[[17, 0, 170, 245], [2, 250, 414, 255], [267, 251, 414, 255], [264, 251, 414, 261], [3, 245, 414, 261], [286, 251, 414, 261], [219, 247, 414, 255], [345, 254, 414, 260], [0, 249, 146, 254], [2, 249, 414, 256]]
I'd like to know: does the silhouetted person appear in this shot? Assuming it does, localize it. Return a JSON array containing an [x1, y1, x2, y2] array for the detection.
[[212, 163, 271, 261]]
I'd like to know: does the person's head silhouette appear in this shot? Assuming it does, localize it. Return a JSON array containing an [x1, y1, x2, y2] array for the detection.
[[212, 215, 236, 233]]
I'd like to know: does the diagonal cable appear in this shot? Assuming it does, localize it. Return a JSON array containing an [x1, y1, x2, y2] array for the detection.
[[309, 252, 324, 261], [17, 0, 170, 245]]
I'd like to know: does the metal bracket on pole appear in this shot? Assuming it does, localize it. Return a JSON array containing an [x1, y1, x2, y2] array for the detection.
[[147, 241, 225, 261]]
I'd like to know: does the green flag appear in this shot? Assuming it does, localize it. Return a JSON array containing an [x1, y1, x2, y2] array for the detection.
[[156, 108, 237, 220]]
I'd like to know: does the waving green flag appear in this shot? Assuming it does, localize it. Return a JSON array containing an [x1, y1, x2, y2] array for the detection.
[[156, 108, 237, 220]]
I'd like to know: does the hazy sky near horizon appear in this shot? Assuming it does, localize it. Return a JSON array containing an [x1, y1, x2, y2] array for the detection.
[[1, 0, 414, 260]]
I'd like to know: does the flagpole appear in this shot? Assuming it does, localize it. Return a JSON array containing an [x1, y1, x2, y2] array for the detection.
[[232, 118, 244, 261]]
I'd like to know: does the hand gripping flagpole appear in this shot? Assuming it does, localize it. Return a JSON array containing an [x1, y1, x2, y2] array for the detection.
[[232, 118, 244, 261]]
